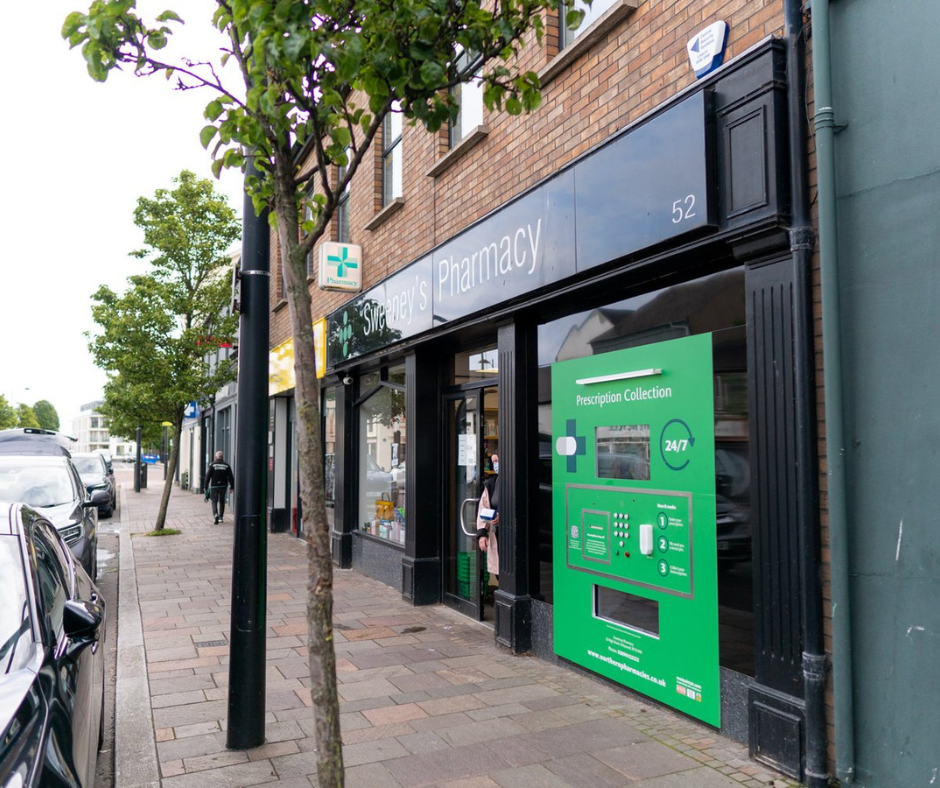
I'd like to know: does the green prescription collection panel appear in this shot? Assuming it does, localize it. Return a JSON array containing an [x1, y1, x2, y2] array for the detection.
[[551, 333, 720, 726]]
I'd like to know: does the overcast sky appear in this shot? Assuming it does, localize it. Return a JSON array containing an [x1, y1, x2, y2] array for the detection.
[[0, 0, 245, 433]]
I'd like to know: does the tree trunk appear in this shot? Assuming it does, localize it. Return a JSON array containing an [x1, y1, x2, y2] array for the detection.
[[154, 420, 183, 531], [271, 156, 344, 786]]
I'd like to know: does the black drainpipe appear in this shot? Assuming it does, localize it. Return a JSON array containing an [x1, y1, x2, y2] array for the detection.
[[783, 1, 829, 786]]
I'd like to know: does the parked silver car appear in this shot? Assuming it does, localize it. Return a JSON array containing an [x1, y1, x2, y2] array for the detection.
[[0, 456, 104, 579]]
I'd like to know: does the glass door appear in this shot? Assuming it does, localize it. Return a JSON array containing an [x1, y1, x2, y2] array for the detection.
[[444, 392, 484, 619], [443, 343, 500, 620]]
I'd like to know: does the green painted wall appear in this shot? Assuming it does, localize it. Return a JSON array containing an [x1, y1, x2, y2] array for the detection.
[[831, 2, 940, 785]]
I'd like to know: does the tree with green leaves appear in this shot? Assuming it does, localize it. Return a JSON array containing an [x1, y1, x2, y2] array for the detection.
[[64, 2, 584, 783], [15, 404, 40, 429], [0, 396, 15, 430], [87, 170, 240, 532], [32, 400, 60, 431]]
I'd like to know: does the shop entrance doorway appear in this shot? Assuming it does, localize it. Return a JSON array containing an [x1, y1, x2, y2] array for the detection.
[[442, 348, 500, 622]]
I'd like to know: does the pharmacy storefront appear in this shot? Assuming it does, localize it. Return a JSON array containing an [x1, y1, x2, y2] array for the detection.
[[316, 41, 817, 780]]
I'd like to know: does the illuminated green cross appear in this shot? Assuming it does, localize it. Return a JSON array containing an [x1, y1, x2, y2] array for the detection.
[[328, 246, 359, 278]]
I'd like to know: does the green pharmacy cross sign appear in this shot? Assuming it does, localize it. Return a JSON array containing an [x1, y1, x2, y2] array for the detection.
[[551, 333, 721, 726], [318, 242, 363, 292], [329, 246, 358, 277]]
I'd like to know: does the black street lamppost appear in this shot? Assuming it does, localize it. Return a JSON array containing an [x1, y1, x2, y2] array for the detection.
[[226, 160, 270, 750]]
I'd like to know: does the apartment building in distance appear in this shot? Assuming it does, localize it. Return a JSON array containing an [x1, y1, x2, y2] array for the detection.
[[71, 400, 135, 457]]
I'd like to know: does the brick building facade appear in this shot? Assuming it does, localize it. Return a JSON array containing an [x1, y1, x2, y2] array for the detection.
[[266, 1, 828, 783]]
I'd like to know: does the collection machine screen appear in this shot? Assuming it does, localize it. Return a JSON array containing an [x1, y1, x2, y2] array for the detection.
[[551, 333, 721, 726]]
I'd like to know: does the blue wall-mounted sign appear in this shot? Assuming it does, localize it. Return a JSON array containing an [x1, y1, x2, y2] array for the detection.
[[687, 22, 728, 79], [183, 401, 200, 420]]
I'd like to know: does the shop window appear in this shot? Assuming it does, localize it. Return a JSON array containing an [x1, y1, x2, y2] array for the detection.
[[356, 364, 407, 544], [536, 267, 754, 676], [382, 104, 403, 206], [450, 49, 484, 148], [452, 347, 499, 385], [560, 0, 617, 48]]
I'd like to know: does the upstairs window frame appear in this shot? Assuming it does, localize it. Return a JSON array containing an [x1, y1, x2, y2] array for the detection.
[[382, 102, 403, 206], [449, 48, 485, 149]]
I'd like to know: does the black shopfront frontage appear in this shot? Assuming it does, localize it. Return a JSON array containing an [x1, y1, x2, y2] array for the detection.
[[314, 41, 819, 781]]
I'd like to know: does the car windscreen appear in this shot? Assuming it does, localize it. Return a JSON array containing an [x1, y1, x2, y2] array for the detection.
[[72, 457, 104, 477], [0, 461, 74, 507], [0, 536, 33, 674]]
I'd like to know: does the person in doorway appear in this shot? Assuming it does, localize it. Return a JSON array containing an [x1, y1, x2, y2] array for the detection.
[[476, 452, 499, 578], [204, 451, 234, 523]]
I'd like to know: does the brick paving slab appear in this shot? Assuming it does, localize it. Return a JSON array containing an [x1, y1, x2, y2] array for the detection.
[[114, 479, 802, 787]]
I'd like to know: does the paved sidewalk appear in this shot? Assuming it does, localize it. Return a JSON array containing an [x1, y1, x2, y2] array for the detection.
[[113, 480, 797, 788]]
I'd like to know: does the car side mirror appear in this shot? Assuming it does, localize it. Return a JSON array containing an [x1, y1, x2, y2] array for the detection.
[[85, 489, 110, 507], [63, 599, 104, 659]]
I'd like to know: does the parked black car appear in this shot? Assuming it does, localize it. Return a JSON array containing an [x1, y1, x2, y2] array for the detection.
[[0, 428, 75, 457], [72, 453, 116, 518], [95, 450, 115, 486], [0, 456, 104, 579], [0, 501, 106, 788]]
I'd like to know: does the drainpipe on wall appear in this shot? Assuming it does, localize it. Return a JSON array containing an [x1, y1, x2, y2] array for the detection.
[[809, 0, 855, 782], [783, 1, 829, 786]]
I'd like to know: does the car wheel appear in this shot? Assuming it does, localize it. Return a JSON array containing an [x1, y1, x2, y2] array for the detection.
[[101, 503, 113, 519]]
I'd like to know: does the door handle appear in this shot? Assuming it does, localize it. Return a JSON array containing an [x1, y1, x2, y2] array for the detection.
[[459, 497, 480, 537]]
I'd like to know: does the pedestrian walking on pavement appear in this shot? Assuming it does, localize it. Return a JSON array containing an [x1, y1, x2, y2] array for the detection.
[[204, 450, 234, 523]]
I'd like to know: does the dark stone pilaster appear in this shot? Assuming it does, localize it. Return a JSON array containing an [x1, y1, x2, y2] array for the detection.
[[402, 351, 441, 603], [494, 320, 536, 652]]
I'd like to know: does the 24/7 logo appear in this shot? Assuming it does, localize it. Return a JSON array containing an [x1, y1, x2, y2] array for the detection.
[[659, 418, 695, 471]]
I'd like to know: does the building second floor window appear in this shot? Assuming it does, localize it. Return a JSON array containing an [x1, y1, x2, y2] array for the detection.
[[382, 103, 403, 206], [336, 153, 351, 243], [450, 48, 484, 147], [561, 0, 616, 47]]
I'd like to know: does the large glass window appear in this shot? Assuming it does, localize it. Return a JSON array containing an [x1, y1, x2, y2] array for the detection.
[[357, 364, 407, 544], [536, 267, 753, 675], [382, 104, 403, 206]]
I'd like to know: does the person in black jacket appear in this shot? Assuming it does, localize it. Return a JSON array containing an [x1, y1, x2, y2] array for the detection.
[[204, 451, 235, 523]]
